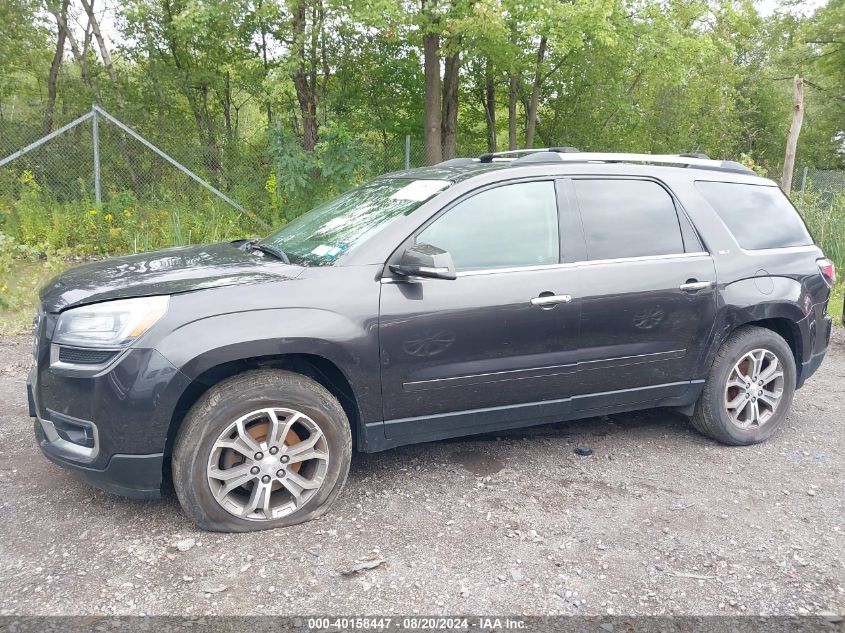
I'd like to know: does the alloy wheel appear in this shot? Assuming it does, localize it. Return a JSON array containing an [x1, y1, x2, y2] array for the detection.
[[724, 348, 785, 429], [206, 407, 329, 521]]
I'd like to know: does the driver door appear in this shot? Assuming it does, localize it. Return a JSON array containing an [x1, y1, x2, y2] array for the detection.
[[378, 179, 581, 444]]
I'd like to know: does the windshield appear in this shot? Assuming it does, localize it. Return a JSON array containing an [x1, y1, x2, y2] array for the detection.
[[261, 178, 451, 266]]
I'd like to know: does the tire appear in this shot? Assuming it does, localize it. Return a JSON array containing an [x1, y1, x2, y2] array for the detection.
[[690, 326, 796, 446], [172, 369, 352, 532]]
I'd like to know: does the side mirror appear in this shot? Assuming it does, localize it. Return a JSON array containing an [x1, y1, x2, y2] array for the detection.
[[389, 243, 457, 280]]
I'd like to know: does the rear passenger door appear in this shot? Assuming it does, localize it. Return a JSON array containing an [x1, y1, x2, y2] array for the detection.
[[569, 177, 717, 406]]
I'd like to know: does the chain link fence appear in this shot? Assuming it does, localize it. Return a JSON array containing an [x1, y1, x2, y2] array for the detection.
[[0, 108, 454, 254], [0, 108, 273, 253], [792, 166, 845, 272], [793, 167, 845, 205]]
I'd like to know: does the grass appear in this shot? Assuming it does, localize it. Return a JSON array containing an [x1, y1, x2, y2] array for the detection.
[[829, 282, 844, 325], [0, 258, 71, 335]]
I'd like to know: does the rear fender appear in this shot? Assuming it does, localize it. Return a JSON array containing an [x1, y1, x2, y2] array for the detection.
[[696, 277, 810, 378]]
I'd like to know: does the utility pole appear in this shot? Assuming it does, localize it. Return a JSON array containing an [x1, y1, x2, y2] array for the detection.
[[781, 76, 804, 194]]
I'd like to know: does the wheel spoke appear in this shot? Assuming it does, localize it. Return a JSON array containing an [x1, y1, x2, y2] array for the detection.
[[751, 400, 762, 426], [733, 399, 750, 423], [727, 376, 746, 390], [209, 464, 257, 502], [280, 469, 324, 505], [726, 393, 746, 410], [217, 436, 257, 459], [759, 389, 780, 409], [217, 418, 263, 457], [758, 362, 783, 385], [749, 351, 764, 379], [208, 462, 253, 482], [266, 409, 301, 447], [237, 419, 263, 451], [285, 431, 327, 464], [287, 447, 328, 465], [242, 481, 272, 518]]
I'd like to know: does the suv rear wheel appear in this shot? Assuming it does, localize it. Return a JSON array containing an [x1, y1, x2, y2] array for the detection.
[[691, 326, 796, 446], [172, 369, 352, 532]]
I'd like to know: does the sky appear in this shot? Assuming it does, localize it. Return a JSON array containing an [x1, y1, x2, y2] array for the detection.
[[755, 0, 827, 16]]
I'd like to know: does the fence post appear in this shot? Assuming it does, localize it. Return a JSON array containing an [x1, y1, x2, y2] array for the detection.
[[405, 135, 411, 170], [799, 166, 808, 202], [92, 106, 102, 204]]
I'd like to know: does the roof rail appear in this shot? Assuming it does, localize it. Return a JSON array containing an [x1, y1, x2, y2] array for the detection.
[[478, 147, 578, 163], [486, 150, 753, 175], [546, 152, 754, 174]]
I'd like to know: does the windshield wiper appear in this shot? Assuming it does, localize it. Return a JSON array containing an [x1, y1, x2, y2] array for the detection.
[[245, 239, 290, 264]]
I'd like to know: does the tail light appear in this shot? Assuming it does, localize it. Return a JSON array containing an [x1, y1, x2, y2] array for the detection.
[[817, 258, 836, 287]]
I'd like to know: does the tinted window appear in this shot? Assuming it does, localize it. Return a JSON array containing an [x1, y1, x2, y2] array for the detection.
[[696, 181, 812, 250], [574, 179, 684, 260], [417, 181, 559, 272]]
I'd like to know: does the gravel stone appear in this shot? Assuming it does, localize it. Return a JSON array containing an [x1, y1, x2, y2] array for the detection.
[[1, 330, 843, 615]]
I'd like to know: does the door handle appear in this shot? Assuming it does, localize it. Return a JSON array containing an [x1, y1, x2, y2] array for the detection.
[[530, 294, 572, 307], [679, 280, 714, 292]]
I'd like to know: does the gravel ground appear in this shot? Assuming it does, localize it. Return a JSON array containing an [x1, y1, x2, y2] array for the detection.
[[0, 331, 843, 617]]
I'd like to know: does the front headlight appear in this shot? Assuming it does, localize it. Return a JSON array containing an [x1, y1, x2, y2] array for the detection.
[[54, 295, 170, 347]]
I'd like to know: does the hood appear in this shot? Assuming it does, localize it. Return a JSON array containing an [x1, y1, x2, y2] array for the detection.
[[40, 242, 303, 312]]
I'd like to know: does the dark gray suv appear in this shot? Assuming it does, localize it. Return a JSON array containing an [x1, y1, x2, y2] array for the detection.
[[28, 150, 836, 532]]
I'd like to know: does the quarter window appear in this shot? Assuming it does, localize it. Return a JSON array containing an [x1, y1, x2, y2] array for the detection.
[[695, 181, 812, 250], [417, 181, 559, 272], [574, 179, 685, 260]]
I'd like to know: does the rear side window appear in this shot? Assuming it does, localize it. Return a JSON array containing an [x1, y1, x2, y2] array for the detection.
[[695, 181, 812, 250], [574, 179, 685, 260]]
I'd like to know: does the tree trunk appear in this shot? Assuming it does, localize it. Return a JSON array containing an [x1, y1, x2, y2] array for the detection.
[[423, 28, 442, 164], [440, 52, 460, 160], [223, 70, 233, 141], [258, 0, 273, 125], [44, 0, 70, 135], [292, 0, 320, 151], [525, 36, 546, 149], [508, 74, 518, 150], [162, 0, 223, 182], [53, 7, 96, 97], [294, 78, 319, 151], [80, 0, 120, 102], [781, 75, 804, 194], [484, 59, 496, 153]]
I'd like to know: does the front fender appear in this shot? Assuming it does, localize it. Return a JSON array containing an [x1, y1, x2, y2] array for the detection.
[[155, 307, 382, 424], [161, 308, 360, 375]]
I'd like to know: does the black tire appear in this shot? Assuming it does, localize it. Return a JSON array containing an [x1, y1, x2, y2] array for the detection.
[[691, 326, 796, 446], [172, 369, 352, 532]]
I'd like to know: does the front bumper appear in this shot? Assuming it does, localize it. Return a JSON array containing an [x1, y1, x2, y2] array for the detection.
[[34, 419, 163, 499], [28, 343, 191, 499]]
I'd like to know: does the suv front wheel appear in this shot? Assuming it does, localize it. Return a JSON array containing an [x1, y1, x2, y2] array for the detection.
[[172, 369, 352, 532], [691, 326, 796, 446]]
